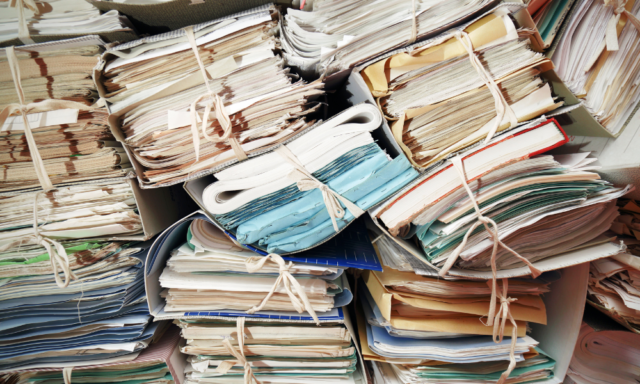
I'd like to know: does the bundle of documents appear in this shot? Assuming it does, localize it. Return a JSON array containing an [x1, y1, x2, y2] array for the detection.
[[16, 325, 182, 384], [0, 36, 134, 193], [566, 321, 640, 384], [0, 179, 143, 278], [588, 252, 640, 333], [360, 4, 561, 169], [374, 119, 630, 274], [552, 0, 640, 136], [528, 0, 577, 48], [0, 240, 158, 371], [280, 0, 495, 77], [357, 269, 555, 384], [200, 103, 418, 254], [178, 318, 361, 384], [0, 0, 135, 46], [100, 5, 325, 187], [159, 217, 353, 317], [369, 350, 556, 383], [608, 199, 640, 247]]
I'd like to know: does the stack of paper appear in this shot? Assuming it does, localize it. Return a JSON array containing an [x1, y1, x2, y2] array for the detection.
[[280, 0, 495, 77], [0, 37, 134, 193], [374, 119, 630, 274], [528, 0, 577, 49], [178, 319, 360, 384], [567, 321, 640, 384], [588, 253, 640, 333], [370, 350, 556, 384], [552, 0, 640, 136], [357, 269, 556, 383], [0, 0, 135, 46], [0, 179, 144, 270], [16, 324, 183, 383], [360, 4, 561, 169], [0, 240, 158, 371], [199, 103, 418, 254], [99, 5, 325, 188], [159, 218, 353, 316], [149, 213, 378, 383]]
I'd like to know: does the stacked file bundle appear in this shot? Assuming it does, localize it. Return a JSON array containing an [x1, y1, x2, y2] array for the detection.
[[372, 119, 629, 276], [0, 36, 133, 193], [99, 5, 325, 188], [149, 213, 376, 383], [280, 0, 496, 77], [359, 4, 561, 170], [358, 268, 556, 384], [0, 0, 136, 47], [16, 325, 182, 384], [566, 319, 640, 384], [198, 103, 418, 254], [0, 238, 157, 371], [552, 0, 640, 136], [529, 0, 576, 49]]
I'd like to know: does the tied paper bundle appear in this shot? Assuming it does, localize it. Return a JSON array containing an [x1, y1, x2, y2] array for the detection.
[[529, 0, 577, 48], [588, 253, 640, 333], [16, 326, 181, 384], [200, 103, 418, 254], [361, 4, 561, 169], [159, 219, 353, 321], [375, 119, 630, 275], [566, 321, 640, 384], [0, 240, 159, 371], [280, 0, 495, 77], [369, 349, 556, 384], [178, 318, 361, 384], [359, 268, 548, 339], [0, 0, 135, 47], [0, 180, 143, 287], [552, 0, 640, 136], [100, 4, 324, 188], [0, 37, 134, 193]]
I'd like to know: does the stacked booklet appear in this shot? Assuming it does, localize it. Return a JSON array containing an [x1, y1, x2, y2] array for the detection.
[[552, 0, 640, 136], [0, 0, 136, 46], [99, 5, 324, 188], [359, 4, 561, 169], [147, 212, 379, 383], [198, 103, 418, 254], [280, 0, 496, 77]]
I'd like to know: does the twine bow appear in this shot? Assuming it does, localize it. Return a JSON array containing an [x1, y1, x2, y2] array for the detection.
[[491, 279, 518, 384], [604, 0, 640, 51], [0, 46, 92, 191], [274, 145, 364, 232], [9, 0, 37, 45], [451, 30, 518, 144], [245, 253, 320, 325], [217, 317, 261, 384], [34, 192, 77, 288], [183, 26, 247, 163]]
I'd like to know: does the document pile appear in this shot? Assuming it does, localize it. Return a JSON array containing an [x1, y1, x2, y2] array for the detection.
[[528, 0, 576, 48], [0, 0, 135, 46], [280, 0, 495, 76], [100, 5, 324, 187], [360, 4, 561, 169], [608, 199, 640, 254], [0, 239, 157, 371], [358, 268, 556, 383], [374, 120, 629, 275], [17, 325, 182, 384], [566, 320, 640, 384], [0, 37, 133, 192], [552, 0, 640, 136], [200, 103, 418, 254], [587, 230, 640, 333], [149, 213, 377, 383]]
